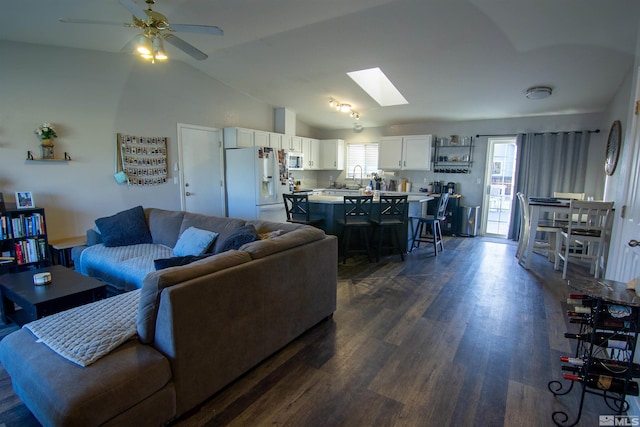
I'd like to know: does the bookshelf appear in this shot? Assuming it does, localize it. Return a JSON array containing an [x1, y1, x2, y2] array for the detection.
[[0, 204, 51, 274]]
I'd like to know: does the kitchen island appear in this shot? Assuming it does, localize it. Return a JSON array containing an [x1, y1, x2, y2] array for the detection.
[[307, 192, 433, 252]]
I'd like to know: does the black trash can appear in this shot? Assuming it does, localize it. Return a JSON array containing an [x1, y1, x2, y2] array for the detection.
[[458, 206, 480, 236]]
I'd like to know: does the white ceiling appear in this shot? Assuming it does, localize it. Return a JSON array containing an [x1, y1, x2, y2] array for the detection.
[[2, 0, 640, 130]]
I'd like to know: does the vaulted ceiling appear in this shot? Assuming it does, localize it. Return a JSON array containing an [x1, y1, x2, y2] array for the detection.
[[2, 0, 639, 130]]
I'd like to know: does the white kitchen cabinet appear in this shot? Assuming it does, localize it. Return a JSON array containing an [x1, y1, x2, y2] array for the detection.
[[320, 139, 344, 170], [302, 137, 320, 170], [282, 135, 303, 153], [268, 132, 282, 149], [379, 136, 404, 169], [223, 127, 255, 148], [379, 135, 432, 170], [254, 130, 269, 147]]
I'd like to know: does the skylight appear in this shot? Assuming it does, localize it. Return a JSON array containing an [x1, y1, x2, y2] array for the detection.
[[347, 67, 408, 107]]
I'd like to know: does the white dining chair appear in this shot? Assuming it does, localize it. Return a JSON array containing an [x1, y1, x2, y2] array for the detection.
[[553, 192, 586, 223], [554, 200, 614, 279], [516, 192, 563, 265]]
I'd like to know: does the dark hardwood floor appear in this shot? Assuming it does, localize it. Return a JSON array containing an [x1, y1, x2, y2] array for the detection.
[[0, 237, 617, 426]]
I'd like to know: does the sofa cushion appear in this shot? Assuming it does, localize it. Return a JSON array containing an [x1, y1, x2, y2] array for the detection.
[[137, 250, 252, 343], [173, 227, 218, 257], [240, 226, 326, 259], [79, 243, 174, 292], [95, 206, 152, 247], [0, 329, 174, 426], [146, 208, 185, 248], [180, 213, 246, 254], [154, 254, 212, 270], [215, 225, 258, 254]]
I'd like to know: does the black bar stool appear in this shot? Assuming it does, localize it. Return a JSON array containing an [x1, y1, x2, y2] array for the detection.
[[370, 195, 408, 262], [283, 194, 323, 226], [410, 193, 449, 255], [337, 195, 373, 264]]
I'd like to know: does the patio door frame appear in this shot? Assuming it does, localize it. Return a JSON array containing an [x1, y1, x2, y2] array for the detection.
[[481, 137, 517, 237]]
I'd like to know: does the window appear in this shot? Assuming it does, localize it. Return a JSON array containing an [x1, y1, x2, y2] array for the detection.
[[346, 143, 379, 179]]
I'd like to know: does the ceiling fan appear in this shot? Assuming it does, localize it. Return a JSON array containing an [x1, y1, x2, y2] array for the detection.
[[60, 0, 223, 62]]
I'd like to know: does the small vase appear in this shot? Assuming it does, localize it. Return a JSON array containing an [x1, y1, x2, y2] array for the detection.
[[41, 140, 54, 159]]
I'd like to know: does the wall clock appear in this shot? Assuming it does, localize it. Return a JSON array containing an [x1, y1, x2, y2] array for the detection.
[[605, 120, 621, 176]]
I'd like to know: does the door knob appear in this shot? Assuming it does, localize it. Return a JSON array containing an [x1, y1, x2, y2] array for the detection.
[[185, 192, 192, 196], [629, 240, 639, 247]]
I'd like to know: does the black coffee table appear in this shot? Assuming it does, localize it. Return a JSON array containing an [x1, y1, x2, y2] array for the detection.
[[0, 265, 107, 326]]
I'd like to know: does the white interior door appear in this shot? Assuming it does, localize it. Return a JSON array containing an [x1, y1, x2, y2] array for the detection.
[[607, 67, 640, 283], [178, 124, 225, 216]]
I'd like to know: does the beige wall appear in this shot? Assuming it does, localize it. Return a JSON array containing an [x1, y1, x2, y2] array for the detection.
[[0, 39, 626, 239], [1, 41, 275, 240]]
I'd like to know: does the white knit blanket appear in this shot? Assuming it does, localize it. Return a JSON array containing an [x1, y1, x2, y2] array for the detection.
[[24, 289, 141, 367]]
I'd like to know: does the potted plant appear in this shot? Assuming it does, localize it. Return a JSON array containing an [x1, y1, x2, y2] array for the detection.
[[35, 123, 57, 159]]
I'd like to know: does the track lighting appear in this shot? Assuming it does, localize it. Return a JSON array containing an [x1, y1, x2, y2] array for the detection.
[[327, 98, 360, 119]]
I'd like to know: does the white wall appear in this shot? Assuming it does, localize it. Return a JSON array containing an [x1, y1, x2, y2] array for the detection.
[[316, 113, 606, 207], [0, 41, 275, 240]]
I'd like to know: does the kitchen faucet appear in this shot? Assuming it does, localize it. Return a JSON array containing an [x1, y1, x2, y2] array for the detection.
[[353, 165, 363, 188]]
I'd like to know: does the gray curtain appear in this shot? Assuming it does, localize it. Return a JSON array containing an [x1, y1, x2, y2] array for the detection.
[[508, 131, 590, 240]]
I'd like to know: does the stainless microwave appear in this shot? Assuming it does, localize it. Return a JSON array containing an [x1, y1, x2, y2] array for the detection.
[[287, 152, 304, 170]]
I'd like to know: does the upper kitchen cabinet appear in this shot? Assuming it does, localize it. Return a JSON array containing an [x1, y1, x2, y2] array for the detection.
[[379, 135, 432, 170], [254, 130, 269, 147], [283, 135, 303, 153], [223, 127, 255, 148], [320, 139, 345, 170], [268, 132, 282, 149], [301, 137, 320, 170]]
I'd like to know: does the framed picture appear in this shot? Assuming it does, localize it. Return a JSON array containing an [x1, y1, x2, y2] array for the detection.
[[15, 192, 35, 209]]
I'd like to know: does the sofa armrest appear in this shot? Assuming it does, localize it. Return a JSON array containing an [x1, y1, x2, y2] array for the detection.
[[86, 228, 103, 246], [70, 245, 88, 268]]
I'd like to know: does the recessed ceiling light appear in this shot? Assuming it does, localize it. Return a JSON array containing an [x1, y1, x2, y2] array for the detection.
[[525, 86, 552, 100], [347, 67, 408, 106]]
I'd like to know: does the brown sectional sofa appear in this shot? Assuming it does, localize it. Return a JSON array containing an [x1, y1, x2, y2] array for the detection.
[[0, 208, 338, 426]]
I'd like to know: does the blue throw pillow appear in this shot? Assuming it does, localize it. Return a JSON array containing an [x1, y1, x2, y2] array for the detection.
[[154, 254, 212, 270], [95, 206, 152, 247], [216, 225, 258, 253], [173, 226, 219, 257]]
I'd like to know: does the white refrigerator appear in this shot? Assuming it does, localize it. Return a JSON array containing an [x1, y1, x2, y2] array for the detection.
[[226, 147, 289, 222]]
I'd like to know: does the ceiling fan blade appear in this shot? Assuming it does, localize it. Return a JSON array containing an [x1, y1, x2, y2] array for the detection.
[[164, 34, 208, 60], [119, 0, 148, 22], [170, 24, 223, 36], [59, 18, 128, 27]]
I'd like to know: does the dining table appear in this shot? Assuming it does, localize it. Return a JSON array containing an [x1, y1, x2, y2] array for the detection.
[[523, 197, 571, 269]]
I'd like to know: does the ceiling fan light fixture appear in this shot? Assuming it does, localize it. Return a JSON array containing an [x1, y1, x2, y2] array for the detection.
[[152, 36, 167, 60], [525, 86, 552, 100], [135, 34, 152, 55]]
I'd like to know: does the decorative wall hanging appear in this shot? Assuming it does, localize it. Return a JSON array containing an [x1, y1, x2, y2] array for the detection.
[[605, 120, 621, 176], [116, 133, 168, 186]]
